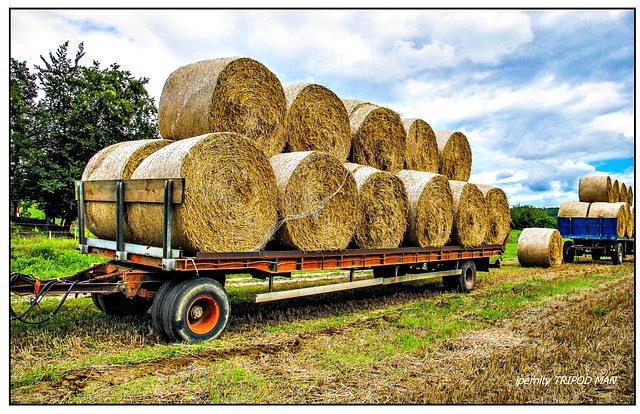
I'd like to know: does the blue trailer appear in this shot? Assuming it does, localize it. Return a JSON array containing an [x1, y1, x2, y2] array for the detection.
[[557, 216, 634, 265]]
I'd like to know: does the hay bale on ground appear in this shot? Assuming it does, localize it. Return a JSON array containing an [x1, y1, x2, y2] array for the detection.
[[158, 57, 287, 157], [517, 228, 563, 267], [344, 163, 409, 249], [81, 139, 172, 242], [611, 179, 620, 203], [618, 182, 627, 204], [558, 201, 591, 217], [476, 184, 511, 245], [579, 175, 613, 203], [587, 202, 627, 238], [283, 83, 351, 161], [395, 170, 454, 247], [128, 133, 279, 253], [270, 151, 359, 251], [342, 99, 406, 172], [434, 130, 472, 181], [402, 118, 439, 173], [448, 181, 488, 247]]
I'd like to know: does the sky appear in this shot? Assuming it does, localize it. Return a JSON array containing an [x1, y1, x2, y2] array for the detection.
[[7, 7, 636, 207]]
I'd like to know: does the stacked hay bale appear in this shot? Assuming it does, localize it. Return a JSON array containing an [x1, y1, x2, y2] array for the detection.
[[342, 99, 406, 172], [81, 139, 172, 242], [434, 130, 472, 181], [158, 57, 288, 157], [269, 151, 359, 251], [517, 228, 563, 268], [476, 184, 511, 245], [588, 202, 627, 238], [283, 83, 351, 161], [402, 118, 439, 173], [395, 170, 454, 247], [558, 201, 591, 217], [127, 133, 279, 253], [345, 163, 409, 249], [448, 180, 488, 247], [579, 175, 614, 203]]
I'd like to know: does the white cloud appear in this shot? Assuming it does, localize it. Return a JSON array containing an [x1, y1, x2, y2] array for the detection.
[[590, 110, 634, 138]]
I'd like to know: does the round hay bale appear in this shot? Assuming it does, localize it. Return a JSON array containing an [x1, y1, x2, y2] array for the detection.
[[270, 151, 359, 251], [627, 185, 633, 206], [341, 99, 406, 172], [128, 132, 279, 253], [587, 202, 627, 238], [579, 175, 613, 203], [618, 181, 627, 204], [434, 130, 472, 181], [395, 170, 454, 247], [626, 203, 634, 238], [402, 118, 439, 173], [344, 163, 409, 249], [611, 179, 620, 203], [448, 181, 488, 247], [517, 228, 563, 268], [158, 57, 287, 157], [81, 139, 172, 242], [558, 201, 591, 217], [476, 184, 511, 245], [283, 83, 351, 161]]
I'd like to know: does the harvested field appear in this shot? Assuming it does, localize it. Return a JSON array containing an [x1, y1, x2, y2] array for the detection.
[[344, 163, 409, 249], [158, 57, 287, 157], [283, 83, 351, 161], [10, 259, 635, 404], [342, 99, 406, 172]]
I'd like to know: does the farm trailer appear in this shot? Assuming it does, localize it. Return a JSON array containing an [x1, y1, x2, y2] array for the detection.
[[10, 178, 508, 343], [558, 216, 635, 265]]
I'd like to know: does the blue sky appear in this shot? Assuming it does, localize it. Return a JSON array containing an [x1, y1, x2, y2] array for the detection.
[[8, 8, 636, 207]]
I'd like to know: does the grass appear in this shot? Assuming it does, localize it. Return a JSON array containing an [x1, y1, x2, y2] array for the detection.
[[9, 232, 635, 404]]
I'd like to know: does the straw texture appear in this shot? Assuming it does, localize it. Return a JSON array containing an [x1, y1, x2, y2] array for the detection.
[[270, 151, 359, 251], [611, 179, 620, 203], [558, 201, 591, 217], [448, 181, 488, 247], [625, 203, 633, 238], [158, 57, 287, 157], [434, 130, 472, 181], [476, 184, 511, 245], [128, 132, 279, 253], [345, 163, 409, 249], [284, 83, 351, 161], [618, 182, 627, 204], [579, 175, 613, 203], [587, 202, 627, 238], [517, 228, 563, 268], [402, 118, 439, 173], [395, 170, 454, 247], [81, 139, 172, 242], [342, 99, 406, 172], [627, 186, 633, 206]]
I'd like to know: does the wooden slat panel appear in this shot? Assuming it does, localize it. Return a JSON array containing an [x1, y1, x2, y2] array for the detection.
[[76, 179, 184, 203]]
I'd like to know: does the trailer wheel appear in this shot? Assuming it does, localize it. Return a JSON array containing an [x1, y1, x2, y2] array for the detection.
[[611, 243, 623, 265], [151, 279, 181, 339], [163, 278, 230, 343], [591, 251, 601, 261], [563, 241, 575, 263], [97, 292, 152, 316], [443, 260, 476, 293], [91, 293, 105, 312]]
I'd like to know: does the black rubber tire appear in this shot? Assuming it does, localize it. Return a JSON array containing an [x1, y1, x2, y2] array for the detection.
[[99, 292, 153, 316], [151, 279, 181, 339], [444, 260, 476, 293], [163, 278, 231, 343], [91, 293, 105, 312], [591, 251, 601, 261], [611, 243, 623, 265], [563, 240, 575, 264]]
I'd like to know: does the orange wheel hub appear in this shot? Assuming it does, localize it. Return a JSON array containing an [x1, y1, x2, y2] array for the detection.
[[187, 295, 220, 335]]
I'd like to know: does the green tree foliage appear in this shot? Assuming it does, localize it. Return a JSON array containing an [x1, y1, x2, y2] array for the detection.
[[10, 58, 39, 215], [11, 41, 159, 224], [510, 205, 557, 229]]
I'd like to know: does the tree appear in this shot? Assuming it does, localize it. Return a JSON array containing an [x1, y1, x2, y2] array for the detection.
[[510, 205, 557, 229], [26, 41, 159, 224], [9, 58, 39, 216]]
